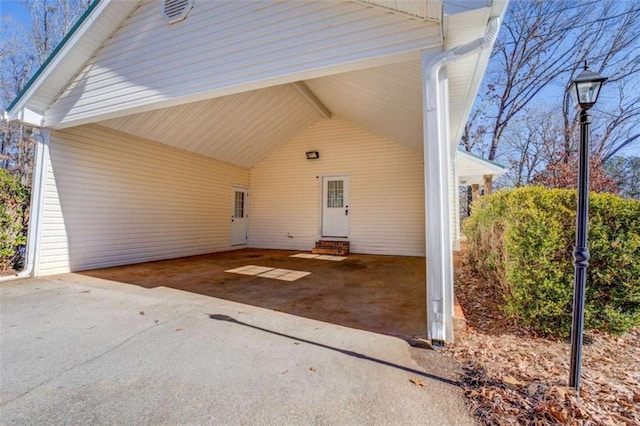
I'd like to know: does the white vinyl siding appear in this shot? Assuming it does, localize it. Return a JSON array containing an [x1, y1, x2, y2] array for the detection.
[[249, 117, 425, 256], [37, 125, 248, 275], [46, 0, 441, 127]]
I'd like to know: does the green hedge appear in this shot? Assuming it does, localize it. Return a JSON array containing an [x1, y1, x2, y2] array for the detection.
[[0, 169, 29, 272], [463, 186, 640, 337]]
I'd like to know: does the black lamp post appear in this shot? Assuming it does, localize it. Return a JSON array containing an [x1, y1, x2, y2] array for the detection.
[[567, 61, 607, 391]]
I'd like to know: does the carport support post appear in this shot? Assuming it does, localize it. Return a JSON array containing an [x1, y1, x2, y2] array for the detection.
[[423, 50, 454, 344], [25, 129, 50, 277], [421, 17, 500, 344]]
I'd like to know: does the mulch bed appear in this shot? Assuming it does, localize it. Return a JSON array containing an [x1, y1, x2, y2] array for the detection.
[[447, 255, 640, 425]]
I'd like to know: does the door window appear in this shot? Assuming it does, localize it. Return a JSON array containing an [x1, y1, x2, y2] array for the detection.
[[327, 180, 344, 208], [234, 191, 245, 218]]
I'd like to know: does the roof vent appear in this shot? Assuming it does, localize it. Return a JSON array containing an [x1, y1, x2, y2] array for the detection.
[[162, 0, 193, 24]]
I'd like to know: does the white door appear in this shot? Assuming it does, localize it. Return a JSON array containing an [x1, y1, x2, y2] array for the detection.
[[231, 187, 248, 245], [322, 176, 349, 238]]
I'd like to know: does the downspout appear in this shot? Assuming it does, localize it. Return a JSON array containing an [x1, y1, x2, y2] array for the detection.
[[0, 129, 48, 282], [423, 17, 500, 343]]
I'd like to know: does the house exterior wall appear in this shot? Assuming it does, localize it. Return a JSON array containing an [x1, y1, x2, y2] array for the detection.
[[249, 118, 425, 256], [45, 1, 441, 128], [37, 125, 249, 275]]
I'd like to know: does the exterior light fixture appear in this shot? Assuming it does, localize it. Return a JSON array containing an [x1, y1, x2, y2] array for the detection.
[[567, 61, 606, 392], [569, 61, 607, 110], [305, 151, 319, 160]]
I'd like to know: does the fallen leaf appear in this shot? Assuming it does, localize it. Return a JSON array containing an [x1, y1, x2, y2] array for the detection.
[[503, 375, 522, 388], [467, 390, 482, 398], [480, 387, 495, 399], [633, 392, 640, 403], [616, 396, 633, 408], [175, 328, 183, 332], [410, 378, 426, 387], [555, 386, 571, 400], [309, 367, 317, 372], [548, 407, 568, 423], [611, 413, 635, 425]]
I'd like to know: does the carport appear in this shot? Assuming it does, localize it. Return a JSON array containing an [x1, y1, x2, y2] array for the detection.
[[5, 0, 508, 343], [81, 249, 428, 338]]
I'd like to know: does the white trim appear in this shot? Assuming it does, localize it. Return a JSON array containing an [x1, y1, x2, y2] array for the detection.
[[7, 108, 44, 126]]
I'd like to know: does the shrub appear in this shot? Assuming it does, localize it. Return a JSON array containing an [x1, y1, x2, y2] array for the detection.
[[0, 169, 29, 272], [463, 186, 640, 337]]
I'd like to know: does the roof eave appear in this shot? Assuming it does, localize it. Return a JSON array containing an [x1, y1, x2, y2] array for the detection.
[[6, 0, 140, 124], [447, 0, 510, 148], [458, 149, 508, 176], [6, 0, 105, 118]]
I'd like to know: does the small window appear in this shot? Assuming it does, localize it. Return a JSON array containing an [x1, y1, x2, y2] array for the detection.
[[327, 180, 344, 208], [234, 191, 245, 218], [162, 0, 194, 24]]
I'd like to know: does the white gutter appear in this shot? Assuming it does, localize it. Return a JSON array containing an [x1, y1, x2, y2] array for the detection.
[[0, 130, 49, 283], [423, 17, 500, 343]]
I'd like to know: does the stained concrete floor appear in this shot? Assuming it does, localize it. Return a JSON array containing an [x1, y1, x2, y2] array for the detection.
[[82, 249, 427, 339]]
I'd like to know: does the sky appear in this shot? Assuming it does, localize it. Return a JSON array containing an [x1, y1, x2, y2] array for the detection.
[[0, 1, 31, 26]]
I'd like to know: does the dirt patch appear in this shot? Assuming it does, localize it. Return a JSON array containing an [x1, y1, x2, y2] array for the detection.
[[449, 253, 640, 424]]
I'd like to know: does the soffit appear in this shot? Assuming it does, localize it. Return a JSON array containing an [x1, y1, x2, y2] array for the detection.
[[97, 84, 320, 168], [97, 52, 490, 167], [356, 0, 442, 21], [306, 60, 424, 153]]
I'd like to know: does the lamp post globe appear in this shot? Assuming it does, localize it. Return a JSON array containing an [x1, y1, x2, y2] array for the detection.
[[569, 62, 607, 110]]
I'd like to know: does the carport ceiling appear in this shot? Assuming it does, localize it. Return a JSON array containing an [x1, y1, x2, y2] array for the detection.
[[97, 59, 425, 168]]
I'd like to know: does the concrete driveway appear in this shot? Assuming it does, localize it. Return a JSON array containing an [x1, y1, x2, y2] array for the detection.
[[0, 274, 473, 425]]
